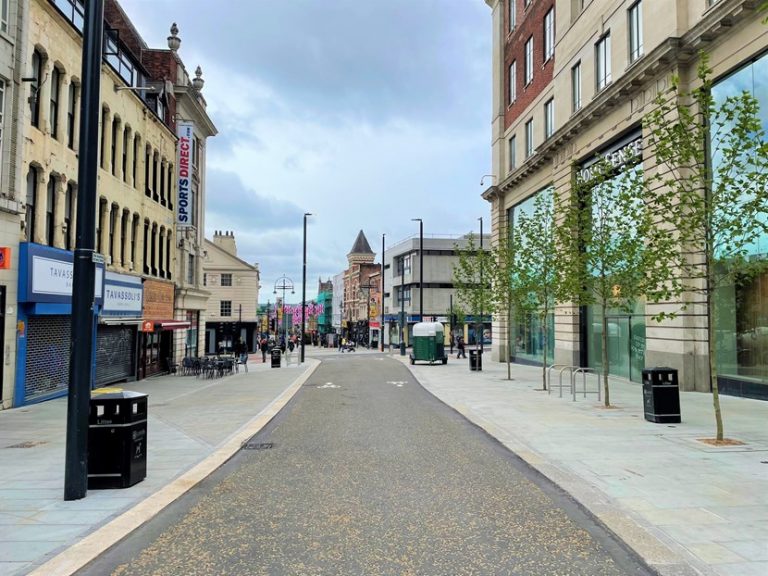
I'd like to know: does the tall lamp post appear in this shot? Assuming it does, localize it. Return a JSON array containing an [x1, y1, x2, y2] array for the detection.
[[273, 275, 294, 341], [301, 213, 312, 363], [65, 0, 104, 501], [411, 218, 423, 322], [399, 272, 406, 356], [478, 216, 484, 354], [381, 233, 385, 352]]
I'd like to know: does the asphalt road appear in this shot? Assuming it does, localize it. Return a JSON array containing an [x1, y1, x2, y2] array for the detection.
[[77, 354, 653, 576]]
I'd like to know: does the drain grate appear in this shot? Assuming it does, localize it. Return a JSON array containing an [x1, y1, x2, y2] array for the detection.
[[242, 441, 273, 451], [6, 441, 48, 449]]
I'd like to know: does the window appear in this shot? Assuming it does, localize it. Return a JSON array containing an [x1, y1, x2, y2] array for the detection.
[[100, 109, 108, 169], [97, 200, 106, 254], [221, 301, 232, 317], [508, 135, 516, 172], [30, 50, 43, 128], [508, 61, 517, 105], [111, 118, 118, 176], [596, 33, 611, 91], [104, 29, 137, 86], [187, 254, 195, 284], [67, 82, 77, 148], [628, 1, 643, 63], [50, 67, 61, 139], [203, 273, 207, 286], [131, 216, 137, 266], [108, 206, 116, 260], [221, 273, 233, 286], [25, 168, 37, 241], [143, 220, 149, 274], [397, 286, 411, 305], [544, 98, 554, 138], [524, 37, 534, 85], [51, 0, 85, 31], [571, 61, 582, 112], [525, 119, 533, 158], [509, 0, 516, 31], [122, 129, 129, 181], [543, 8, 554, 62], [64, 183, 74, 250], [0, 80, 4, 181], [0, 0, 8, 33], [145, 147, 151, 196], [46, 177, 55, 247]]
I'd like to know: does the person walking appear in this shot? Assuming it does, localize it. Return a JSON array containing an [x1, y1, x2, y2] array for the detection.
[[260, 337, 269, 363], [457, 336, 466, 359], [236, 339, 249, 373]]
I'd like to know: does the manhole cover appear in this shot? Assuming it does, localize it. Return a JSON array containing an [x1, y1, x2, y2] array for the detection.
[[242, 441, 273, 451], [6, 441, 47, 449]]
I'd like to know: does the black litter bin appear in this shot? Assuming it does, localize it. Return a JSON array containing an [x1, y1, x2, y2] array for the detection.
[[88, 390, 147, 489], [642, 367, 681, 423], [271, 347, 282, 368], [469, 349, 483, 371]]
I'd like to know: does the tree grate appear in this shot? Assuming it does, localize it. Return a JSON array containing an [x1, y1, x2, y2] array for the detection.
[[241, 441, 273, 451]]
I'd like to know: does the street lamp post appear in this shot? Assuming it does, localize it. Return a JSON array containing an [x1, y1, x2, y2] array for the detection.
[[273, 275, 294, 342], [478, 217, 483, 355], [411, 218, 423, 322], [381, 233, 385, 352], [301, 213, 312, 363], [399, 276, 406, 356], [65, 0, 105, 501]]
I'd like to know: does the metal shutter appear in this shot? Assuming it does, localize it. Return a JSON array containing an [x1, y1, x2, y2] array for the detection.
[[25, 316, 71, 402], [95, 325, 137, 387]]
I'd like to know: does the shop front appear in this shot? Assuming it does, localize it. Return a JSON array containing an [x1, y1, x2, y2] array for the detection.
[[577, 129, 646, 383], [140, 279, 188, 378], [97, 272, 143, 387], [15, 243, 104, 406]]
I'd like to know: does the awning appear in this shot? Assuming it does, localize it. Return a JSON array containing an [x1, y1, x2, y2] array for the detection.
[[100, 317, 144, 326], [155, 320, 191, 330]]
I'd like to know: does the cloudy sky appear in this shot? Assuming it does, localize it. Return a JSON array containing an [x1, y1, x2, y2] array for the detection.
[[120, 0, 492, 301]]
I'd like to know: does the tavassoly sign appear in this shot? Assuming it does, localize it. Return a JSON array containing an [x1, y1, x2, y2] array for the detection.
[[177, 121, 194, 227], [18, 243, 104, 304], [102, 271, 143, 316]]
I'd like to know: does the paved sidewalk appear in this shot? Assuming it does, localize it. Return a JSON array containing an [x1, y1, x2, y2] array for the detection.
[[401, 353, 768, 576], [0, 358, 318, 576]]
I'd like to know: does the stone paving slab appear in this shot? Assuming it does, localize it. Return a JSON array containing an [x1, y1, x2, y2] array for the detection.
[[0, 359, 316, 576], [402, 353, 768, 576]]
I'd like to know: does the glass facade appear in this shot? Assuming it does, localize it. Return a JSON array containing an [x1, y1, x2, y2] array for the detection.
[[711, 51, 768, 399], [579, 131, 646, 383], [507, 187, 555, 366]]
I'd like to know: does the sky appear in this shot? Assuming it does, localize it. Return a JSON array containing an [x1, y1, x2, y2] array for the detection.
[[120, 0, 493, 302]]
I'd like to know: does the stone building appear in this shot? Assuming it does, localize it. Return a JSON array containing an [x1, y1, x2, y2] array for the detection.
[[14, 0, 212, 406], [0, 0, 29, 410], [343, 230, 380, 346], [484, 0, 767, 399], [202, 231, 260, 354]]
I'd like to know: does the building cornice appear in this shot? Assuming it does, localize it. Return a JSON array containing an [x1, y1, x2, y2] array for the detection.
[[491, 0, 760, 200]]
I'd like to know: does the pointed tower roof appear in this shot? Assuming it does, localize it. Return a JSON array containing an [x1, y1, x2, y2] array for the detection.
[[349, 230, 373, 255], [347, 230, 375, 265]]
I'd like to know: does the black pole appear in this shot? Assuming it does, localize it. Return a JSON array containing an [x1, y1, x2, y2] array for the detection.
[[380, 233, 385, 352], [450, 293, 454, 355], [65, 0, 104, 501], [478, 218, 483, 353], [419, 221, 423, 320], [301, 213, 311, 363], [399, 280, 405, 356]]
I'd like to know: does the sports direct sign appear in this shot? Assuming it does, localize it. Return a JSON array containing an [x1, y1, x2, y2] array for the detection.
[[176, 122, 194, 227]]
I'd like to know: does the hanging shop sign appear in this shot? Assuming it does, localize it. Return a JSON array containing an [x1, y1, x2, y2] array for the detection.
[[176, 121, 195, 227]]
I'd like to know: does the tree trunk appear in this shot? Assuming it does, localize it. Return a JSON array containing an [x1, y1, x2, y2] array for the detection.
[[706, 262, 724, 440], [541, 311, 548, 391], [506, 303, 512, 381], [601, 303, 610, 407]]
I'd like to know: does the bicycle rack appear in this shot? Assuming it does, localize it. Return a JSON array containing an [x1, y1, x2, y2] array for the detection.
[[552, 365, 578, 398], [546, 364, 568, 394], [572, 367, 600, 402]]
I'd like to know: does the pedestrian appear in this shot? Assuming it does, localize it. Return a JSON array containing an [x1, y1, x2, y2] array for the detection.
[[260, 337, 269, 363], [339, 337, 345, 353], [236, 339, 248, 373], [457, 336, 466, 358], [279, 336, 286, 354]]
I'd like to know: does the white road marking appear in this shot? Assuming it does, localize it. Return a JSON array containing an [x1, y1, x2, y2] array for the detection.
[[386, 381, 407, 387], [318, 382, 339, 389]]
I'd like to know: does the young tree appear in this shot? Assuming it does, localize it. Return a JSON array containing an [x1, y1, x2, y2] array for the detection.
[[557, 151, 680, 407], [453, 233, 494, 351], [500, 188, 563, 389], [643, 57, 768, 441]]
